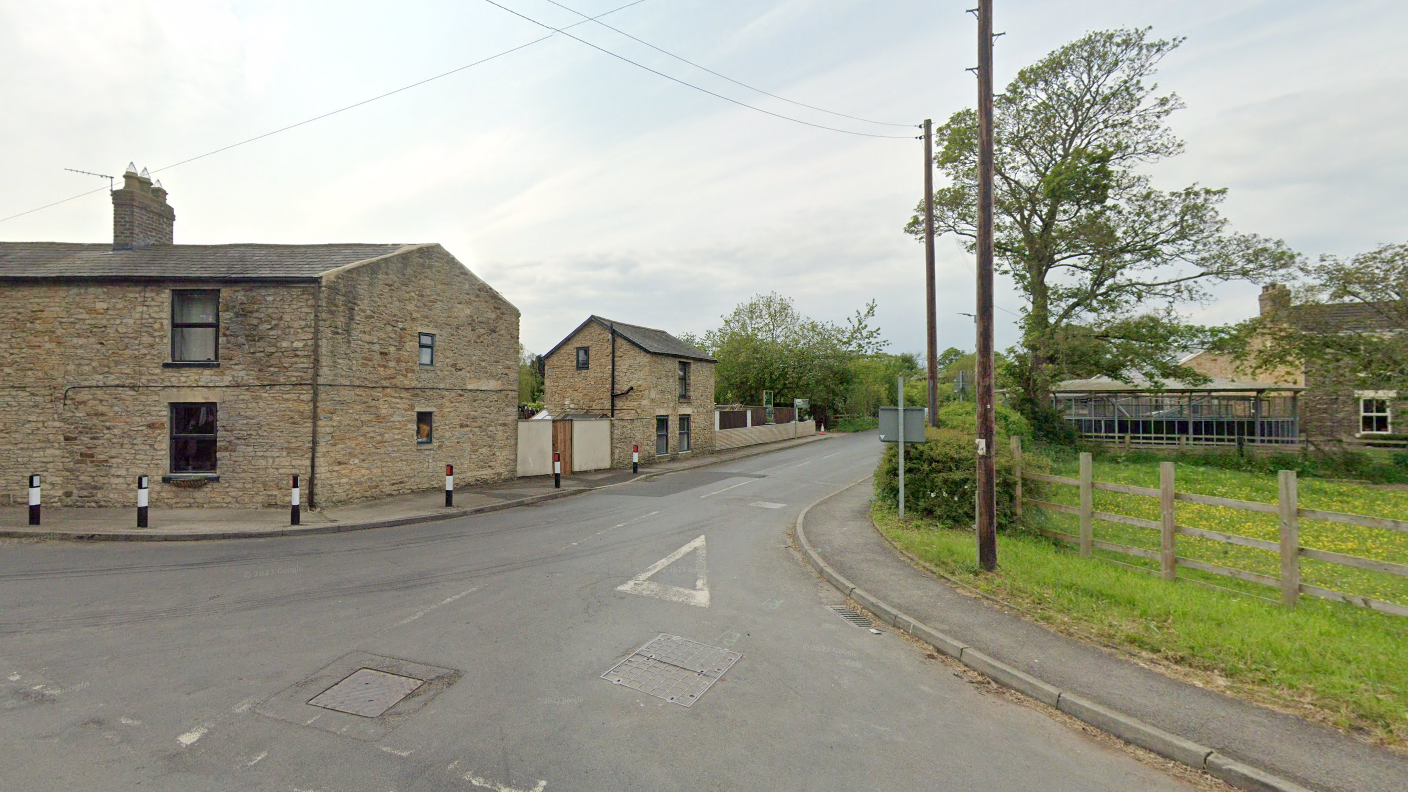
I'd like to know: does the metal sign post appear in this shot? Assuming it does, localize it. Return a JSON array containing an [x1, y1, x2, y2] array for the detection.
[[898, 376, 905, 518]]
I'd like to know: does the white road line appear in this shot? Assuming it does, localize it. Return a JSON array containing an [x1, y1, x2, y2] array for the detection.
[[616, 535, 709, 608], [700, 480, 752, 498], [398, 586, 480, 625], [380, 746, 414, 757], [821, 452, 841, 459], [177, 725, 208, 747], [463, 772, 547, 792], [245, 751, 268, 766]]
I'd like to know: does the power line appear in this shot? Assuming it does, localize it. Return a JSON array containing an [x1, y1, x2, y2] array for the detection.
[[480, 0, 914, 139], [538, 0, 910, 128], [0, 0, 649, 225]]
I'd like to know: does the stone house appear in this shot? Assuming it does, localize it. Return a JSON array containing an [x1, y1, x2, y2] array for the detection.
[[1184, 284, 1405, 446], [0, 167, 519, 508], [542, 316, 715, 468]]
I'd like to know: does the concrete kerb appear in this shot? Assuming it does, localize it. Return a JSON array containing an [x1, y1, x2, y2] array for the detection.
[[2, 434, 831, 543], [792, 478, 1316, 792]]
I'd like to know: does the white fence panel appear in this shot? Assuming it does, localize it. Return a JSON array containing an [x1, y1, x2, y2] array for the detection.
[[572, 420, 612, 472], [517, 420, 553, 477]]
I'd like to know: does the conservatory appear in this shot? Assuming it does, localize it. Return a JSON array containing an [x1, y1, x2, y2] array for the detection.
[[1054, 376, 1303, 448]]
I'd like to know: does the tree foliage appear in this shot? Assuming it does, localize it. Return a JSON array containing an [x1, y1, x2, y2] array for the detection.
[[518, 345, 544, 405], [907, 28, 1296, 407], [1220, 242, 1408, 391], [690, 293, 888, 416]]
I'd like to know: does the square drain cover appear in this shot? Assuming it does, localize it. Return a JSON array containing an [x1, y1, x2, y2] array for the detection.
[[602, 634, 740, 707], [256, 651, 459, 741], [309, 668, 424, 718]]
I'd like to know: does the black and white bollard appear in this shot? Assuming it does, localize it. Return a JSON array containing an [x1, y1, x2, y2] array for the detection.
[[445, 464, 454, 507], [28, 474, 40, 526], [291, 474, 301, 526], [136, 475, 149, 528], [632, 445, 639, 475], [553, 453, 561, 489]]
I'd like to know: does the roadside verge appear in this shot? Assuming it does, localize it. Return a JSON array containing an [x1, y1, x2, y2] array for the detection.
[[794, 478, 1321, 792]]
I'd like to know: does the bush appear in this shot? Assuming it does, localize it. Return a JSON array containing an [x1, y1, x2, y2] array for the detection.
[[935, 400, 1032, 437], [874, 427, 1045, 529]]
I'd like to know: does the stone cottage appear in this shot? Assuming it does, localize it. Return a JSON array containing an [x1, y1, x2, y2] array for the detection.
[[0, 166, 519, 508], [542, 316, 716, 467], [1183, 284, 1405, 446]]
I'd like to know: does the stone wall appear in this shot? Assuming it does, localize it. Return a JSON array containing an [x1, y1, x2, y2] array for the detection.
[[0, 281, 316, 507], [543, 320, 716, 467], [313, 244, 519, 505]]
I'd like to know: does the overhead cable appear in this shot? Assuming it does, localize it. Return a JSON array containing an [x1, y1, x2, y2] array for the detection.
[[479, 0, 914, 139], [539, 0, 911, 128], [0, 0, 648, 224]]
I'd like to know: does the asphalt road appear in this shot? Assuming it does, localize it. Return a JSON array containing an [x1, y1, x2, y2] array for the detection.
[[0, 432, 1195, 792]]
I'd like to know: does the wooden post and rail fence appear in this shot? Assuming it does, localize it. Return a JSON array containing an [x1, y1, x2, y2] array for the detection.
[[1010, 436, 1408, 618]]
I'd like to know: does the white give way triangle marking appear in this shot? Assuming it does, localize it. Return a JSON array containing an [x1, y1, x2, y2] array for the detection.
[[616, 535, 709, 608]]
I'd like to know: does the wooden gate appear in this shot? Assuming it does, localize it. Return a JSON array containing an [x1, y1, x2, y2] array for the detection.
[[551, 419, 573, 475]]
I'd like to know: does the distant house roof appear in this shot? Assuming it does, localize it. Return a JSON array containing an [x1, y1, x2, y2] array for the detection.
[[1055, 375, 1303, 394], [0, 242, 415, 281], [544, 315, 715, 362], [1292, 301, 1401, 333]]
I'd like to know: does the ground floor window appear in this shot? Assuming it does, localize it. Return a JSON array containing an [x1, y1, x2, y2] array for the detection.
[[170, 403, 217, 473], [1361, 399, 1391, 434], [656, 415, 669, 455], [678, 415, 691, 452], [417, 411, 434, 444]]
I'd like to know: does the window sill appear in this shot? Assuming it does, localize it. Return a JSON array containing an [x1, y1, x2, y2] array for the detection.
[[164, 361, 220, 368], [416, 443, 436, 449], [162, 474, 220, 483]]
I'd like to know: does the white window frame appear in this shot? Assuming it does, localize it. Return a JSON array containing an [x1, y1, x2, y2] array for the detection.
[[1359, 398, 1392, 435]]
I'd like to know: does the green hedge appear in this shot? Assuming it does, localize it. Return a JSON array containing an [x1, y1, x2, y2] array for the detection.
[[874, 427, 1042, 529], [934, 400, 1031, 437]]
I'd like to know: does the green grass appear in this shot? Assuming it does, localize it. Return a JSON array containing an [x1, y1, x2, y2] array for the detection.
[[1036, 456, 1408, 606], [874, 503, 1408, 748]]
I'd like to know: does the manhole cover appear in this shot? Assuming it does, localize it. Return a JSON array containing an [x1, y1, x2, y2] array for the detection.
[[308, 668, 424, 718], [830, 606, 873, 629], [602, 634, 740, 707]]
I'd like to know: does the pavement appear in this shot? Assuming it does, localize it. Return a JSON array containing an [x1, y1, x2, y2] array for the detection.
[[0, 434, 830, 541], [0, 430, 1205, 792], [796, 475, 1408, 792]]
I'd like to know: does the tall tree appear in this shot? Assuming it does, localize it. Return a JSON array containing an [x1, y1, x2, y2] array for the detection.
[[907, 28, 1296, 409]]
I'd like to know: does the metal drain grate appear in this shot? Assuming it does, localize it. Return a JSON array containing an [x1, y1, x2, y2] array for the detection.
[[308, 668, 424, 718], [602, 634, 740, 707], [829, 606, 874, 629]]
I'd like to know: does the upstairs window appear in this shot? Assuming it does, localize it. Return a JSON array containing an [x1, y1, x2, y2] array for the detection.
[[678, 361, 691, 399], [576, 346, 590, 370], [1362, 399, 1391, 434], [171, 290, 219, 362], [170, 403, 217, 473], [419, 333, 435, 366]]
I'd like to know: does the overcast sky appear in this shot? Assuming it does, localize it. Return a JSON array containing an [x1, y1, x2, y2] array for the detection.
[[2, 0, 1404, 356]]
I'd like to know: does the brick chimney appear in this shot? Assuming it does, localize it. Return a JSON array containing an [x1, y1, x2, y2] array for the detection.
[[112, 163, 175, 250], [1258, 283, 1291, 316]]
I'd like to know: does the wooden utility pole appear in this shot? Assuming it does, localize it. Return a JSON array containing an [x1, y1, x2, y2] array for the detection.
[[975, 0, 998, 571], [923, 118, 938, 427]]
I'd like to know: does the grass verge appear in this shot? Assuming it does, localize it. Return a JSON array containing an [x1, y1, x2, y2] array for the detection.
[[873, 501, 1408, 750]]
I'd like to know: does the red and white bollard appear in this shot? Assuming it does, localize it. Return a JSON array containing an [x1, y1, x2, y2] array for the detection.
[[28, 474, 40, 526], [632, 444, 639, 475], [553, 453, 561, 489], [136, 475, 149, 528], [445, 464, 454, 507], [291, 474, 301, 525]]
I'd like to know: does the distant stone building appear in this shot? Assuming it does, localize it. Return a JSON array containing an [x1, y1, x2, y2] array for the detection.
[[1185, 284, 1404, 446], [0, 166, 519, 508], [542, 316, 716, 467]]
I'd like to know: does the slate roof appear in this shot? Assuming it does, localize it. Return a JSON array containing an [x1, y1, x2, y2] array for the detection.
[[544, 315, 715, 362], [1292, 301, 1402, 333], [0, 242, 413, 280]]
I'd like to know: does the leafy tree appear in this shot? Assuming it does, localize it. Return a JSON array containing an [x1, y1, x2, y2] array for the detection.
[[1220, 242, 1408, 390], [518, 345, 544, 404], [907, 28, 1296, 410], [693, 293, 885, 416]]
